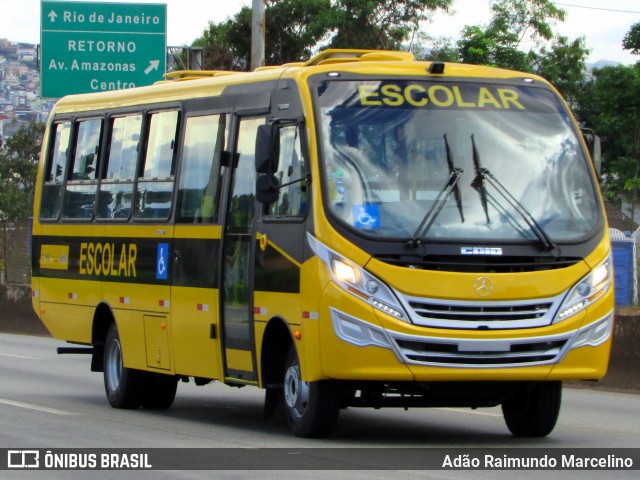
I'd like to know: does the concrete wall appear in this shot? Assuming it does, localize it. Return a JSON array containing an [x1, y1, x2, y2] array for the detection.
[[1, 283, 637, 392], [0, 283, 48, 336], [602, 310, 640, 392]]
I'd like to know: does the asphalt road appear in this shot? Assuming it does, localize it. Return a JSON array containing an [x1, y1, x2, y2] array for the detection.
[[1, 333, 638, 480]]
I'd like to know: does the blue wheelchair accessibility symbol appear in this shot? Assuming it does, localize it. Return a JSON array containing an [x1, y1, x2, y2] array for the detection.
[[156, 243, 169, 280], [352, 204, 380, 229]]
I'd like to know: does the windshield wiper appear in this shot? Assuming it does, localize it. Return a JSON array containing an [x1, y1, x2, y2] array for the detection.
[[408, 135, 464, 248], [470, 134, 491, 223], [445, 134, 465, 224], [470, 135, 556, 251]]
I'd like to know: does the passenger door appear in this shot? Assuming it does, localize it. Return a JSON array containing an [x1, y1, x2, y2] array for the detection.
[[219, 116, 265, 383], [171, 112, 230, 380]]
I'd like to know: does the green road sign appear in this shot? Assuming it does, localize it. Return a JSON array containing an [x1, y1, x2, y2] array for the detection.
[[41, 1, 167, 98]]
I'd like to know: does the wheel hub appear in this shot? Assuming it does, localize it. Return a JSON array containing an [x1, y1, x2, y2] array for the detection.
[[105, 338, 122, 393], [284, 363, 309, 417]]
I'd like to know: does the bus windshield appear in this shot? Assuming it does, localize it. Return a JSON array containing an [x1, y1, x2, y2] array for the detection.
[[315, 79, 600, 243]]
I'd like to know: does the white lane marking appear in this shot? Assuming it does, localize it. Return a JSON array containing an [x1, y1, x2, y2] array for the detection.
[[436, 407, 502, 418], [0, 353, 41, 360], [0, 399, 79, 416]]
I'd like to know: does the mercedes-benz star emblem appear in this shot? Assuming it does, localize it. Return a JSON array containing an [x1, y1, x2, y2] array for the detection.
[[473, 277, 494, 297]]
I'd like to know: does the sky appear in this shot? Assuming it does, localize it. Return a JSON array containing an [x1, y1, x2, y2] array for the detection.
[[1, 0, 639, 65]]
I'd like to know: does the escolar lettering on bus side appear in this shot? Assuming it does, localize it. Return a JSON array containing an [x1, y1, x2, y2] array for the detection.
[[78, 242, 137, 277]]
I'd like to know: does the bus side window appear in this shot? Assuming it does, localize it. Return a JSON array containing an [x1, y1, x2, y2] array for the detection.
[[267, 124, 308, 217], [40, 121, 71, 220], [134, 110, 179, 220], [98, 114, 142, 220], [62, 118, 102, 220], [176, 113, 228, 224]]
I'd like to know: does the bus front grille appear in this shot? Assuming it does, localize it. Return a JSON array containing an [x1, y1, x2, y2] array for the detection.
[[401, 295, 564, 330], [391, 336, 570, 367], [409, 300, 552, 322]]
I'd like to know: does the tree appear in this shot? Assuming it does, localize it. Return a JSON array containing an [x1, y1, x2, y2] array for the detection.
[[536, 35, 589, 107], [194, 0, 453, 69], [457, 24, 534, 71], [265, 0, 335, 64], [457, 0, 565, 71], [0, 122, 44, 221], [327, 0, 451, 51], [449, 0, 589, 109], [423, 36, 459, 62], [195, 0, 334, 70], [623, 22, 640, 55], [194, 18, 247, 70], [576, 65, 640, 202]]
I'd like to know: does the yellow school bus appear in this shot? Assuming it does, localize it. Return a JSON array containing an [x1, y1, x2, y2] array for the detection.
[[32, 49, 613, 438]]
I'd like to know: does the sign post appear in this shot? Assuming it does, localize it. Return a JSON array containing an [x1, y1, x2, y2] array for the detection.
[[40, 1, 167, 98]]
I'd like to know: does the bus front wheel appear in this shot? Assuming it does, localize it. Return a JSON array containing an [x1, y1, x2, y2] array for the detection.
[[502, 381, 562, 437], [103, 323, 145, 409], [283, 347, 340, 438]]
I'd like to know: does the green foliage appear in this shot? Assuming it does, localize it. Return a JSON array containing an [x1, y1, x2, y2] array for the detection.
[[457, 24, 535, 71], [193, 13, 249, 70], [194, 0, 452, 69], [575, 64, 640, 202], [457, 0, 567, 72], [266, 0, 336, 64], [422, 36, 459, 62], [537, 36, 589, 107], [327, 0, 451, 50], [450, 0, 588, 117], [623, 22, 640, 55], [489, 0, 565, 44], [0, 122, 44, 221], [195, 0, 335, 70]]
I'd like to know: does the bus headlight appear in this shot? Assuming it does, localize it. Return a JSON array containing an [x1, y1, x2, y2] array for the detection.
[[308, 234, 408, 322], [555, 257, 611, 323], [331, 258, 359, 284]]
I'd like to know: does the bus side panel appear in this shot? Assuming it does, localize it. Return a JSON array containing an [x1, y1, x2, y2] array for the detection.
[[170, 227, 224, 380], [39, 303, 94, 344], [115, 308, 148, 371], [102, 281, 173, 373], [99, 226, 175, 373], [171, 285, 222, 379], [37, 277, 100, 343]]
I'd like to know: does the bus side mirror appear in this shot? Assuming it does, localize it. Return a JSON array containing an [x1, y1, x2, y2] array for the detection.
[[582, 129, 602, 176], [256, 174, 280, 204], [255, 124, 280, 174]]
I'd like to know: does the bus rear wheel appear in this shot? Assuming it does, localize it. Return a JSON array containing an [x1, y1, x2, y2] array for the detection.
[[103, 323, 145, 409], [502, 381, 562, 437], [283, 347, 340, 438]]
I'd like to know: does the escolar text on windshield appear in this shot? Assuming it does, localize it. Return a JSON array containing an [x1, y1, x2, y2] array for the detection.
[[357, 84, 526, 110]]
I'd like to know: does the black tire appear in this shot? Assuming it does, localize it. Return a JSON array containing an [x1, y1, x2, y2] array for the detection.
[[141, 373, 178, 410], [502, 381, 562, 437], [264, 385, 284, 420], [103, 323, 145, 409], [283, 347, 340, 438]]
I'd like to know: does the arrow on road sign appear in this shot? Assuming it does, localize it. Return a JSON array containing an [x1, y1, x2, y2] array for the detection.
[[144, 60, 160, 75], [48, 10, 58, 22]]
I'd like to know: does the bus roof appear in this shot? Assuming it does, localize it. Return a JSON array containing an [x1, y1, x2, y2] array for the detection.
[[50, 48, 551, 115]]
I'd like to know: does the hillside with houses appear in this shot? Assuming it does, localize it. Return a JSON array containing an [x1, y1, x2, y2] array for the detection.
[[0, 38, 56, 145]]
